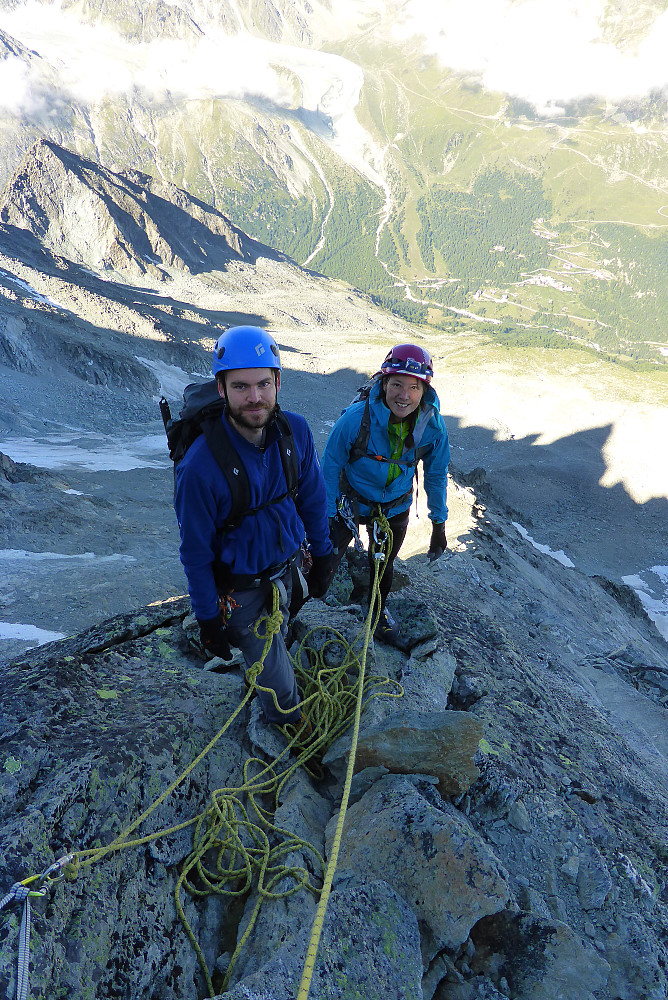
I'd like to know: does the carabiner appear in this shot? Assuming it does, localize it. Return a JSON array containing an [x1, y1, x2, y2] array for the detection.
[[337, 497, 364, 553], [36, 854, 74, 890], [372, 520, 388, 561]]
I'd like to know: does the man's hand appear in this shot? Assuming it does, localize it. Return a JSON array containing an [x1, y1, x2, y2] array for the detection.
[[428, 522, 447, 562], [308, 552, 336, 599], [197, 614, 233, 660]]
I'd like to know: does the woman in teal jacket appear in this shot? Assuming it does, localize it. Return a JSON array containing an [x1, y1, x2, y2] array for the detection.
[[322, 344, 450, 647]]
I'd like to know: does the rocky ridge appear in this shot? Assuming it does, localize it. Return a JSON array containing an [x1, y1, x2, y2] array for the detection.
[[0, 139, 406, 427], [0, 134, 667, 1000], [1, 473, 667, 1000], [0, 139, 276, 280]]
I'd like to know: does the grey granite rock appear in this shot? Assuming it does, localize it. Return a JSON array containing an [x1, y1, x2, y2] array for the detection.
[[224, 881, 423, 1000], [325, 773, 511, 965], [324, 708, 483, 794], [577, 844, 613, 911]]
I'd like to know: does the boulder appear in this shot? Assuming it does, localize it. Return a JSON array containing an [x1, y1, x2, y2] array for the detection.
[[324, 709, 483, 794], [326, 773, 510, 965], [223, 881, 423, 1000]]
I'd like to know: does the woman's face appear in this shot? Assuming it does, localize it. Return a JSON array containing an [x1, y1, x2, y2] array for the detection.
[[384, 374, 424, 420]]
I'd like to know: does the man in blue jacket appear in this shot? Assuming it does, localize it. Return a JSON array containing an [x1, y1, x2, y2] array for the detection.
[[175, 326, 334, 727], [322, 343, 450, 647]]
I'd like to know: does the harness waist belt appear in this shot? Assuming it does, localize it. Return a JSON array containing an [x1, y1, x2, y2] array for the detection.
[[218, 549, 300, 592], [339, 472, 413, 516]]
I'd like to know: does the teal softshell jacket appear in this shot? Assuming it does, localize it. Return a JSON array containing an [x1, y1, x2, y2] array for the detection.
[[322, 380, 450, 521]]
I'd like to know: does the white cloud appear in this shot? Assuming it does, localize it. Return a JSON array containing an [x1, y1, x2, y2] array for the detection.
[[0, 54, 42, 114], [3, 0, 668, 119], [393, 0, 668, 111], [0, 2, 294, 107], [0, 0, 381, 179]]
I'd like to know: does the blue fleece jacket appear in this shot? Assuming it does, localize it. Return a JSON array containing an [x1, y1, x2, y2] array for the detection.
[[175, 409, 331, 620], [322, 380, 450, 521]]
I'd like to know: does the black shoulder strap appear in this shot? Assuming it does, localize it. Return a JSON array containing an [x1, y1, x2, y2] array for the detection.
[[348, 392, 435, 469], [348, 397, 422, 468], [201, 417, 250, 528], [275, 409, 299, 499], [349, 396, 372, 464], [202, 409, 299, 531]]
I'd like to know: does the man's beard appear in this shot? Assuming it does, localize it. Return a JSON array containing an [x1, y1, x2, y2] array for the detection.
[[227, 400, 277, 432]]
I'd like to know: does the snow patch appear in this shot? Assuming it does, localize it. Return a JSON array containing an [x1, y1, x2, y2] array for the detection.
[[622, 566, 668, 643], [0, 549, 136, 563], [512, 521, 575, 568], [0, 269, 66, 308], [136, 356, 202, 401], [0, 432, 169, 472], [0, 622, 66, 646]]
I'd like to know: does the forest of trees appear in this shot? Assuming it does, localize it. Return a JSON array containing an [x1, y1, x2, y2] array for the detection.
[[216, 161, 666, 368], [578, 225, 668, 361], [415, 171, 552, 286]]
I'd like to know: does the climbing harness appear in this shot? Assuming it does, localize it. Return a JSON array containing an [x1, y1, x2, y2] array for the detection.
[[1, 520, 399, 1000]]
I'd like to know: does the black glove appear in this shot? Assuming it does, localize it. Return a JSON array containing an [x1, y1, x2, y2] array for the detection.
[[308, 552, 336, 599], [428, 522, 447, 562], [197, 614, 233, 660]]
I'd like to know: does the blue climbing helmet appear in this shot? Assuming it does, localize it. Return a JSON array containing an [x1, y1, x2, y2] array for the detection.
[[212, 326, 281, 376]]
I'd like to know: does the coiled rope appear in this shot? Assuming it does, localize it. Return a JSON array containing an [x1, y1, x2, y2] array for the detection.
[[2, 514, 398, 1000]]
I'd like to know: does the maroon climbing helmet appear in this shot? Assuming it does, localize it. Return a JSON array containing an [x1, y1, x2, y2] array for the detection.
[[379, 344, 433, 383]]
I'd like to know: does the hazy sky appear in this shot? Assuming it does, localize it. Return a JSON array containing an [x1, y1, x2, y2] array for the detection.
[[395, 0, 668, 113], [1, 0, 667, 119]]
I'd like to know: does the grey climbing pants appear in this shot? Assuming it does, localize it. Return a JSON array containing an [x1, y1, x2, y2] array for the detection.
[[224, 566, 301, 725]]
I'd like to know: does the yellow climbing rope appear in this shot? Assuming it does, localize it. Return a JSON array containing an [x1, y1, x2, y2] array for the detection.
[[5, 515, 400, 1000], [296, 511, 390, 1000]]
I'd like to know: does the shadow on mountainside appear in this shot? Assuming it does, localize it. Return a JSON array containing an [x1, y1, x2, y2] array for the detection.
[[445, 416, 667, 589], [0, 223, 271, 349], [291, 364, 667, 606]]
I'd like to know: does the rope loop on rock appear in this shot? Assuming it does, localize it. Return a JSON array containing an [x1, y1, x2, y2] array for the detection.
[[2, 521, 401, 1000]]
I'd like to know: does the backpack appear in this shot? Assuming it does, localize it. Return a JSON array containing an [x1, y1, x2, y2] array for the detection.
[[159, 380, 299, 529]]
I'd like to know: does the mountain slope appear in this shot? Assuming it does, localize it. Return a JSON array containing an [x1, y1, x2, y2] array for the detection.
[[0, 138, 410, 417], [0, 138, 279, 279], [1, 459, 667, 1000], [1, 0, 667, 364]]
